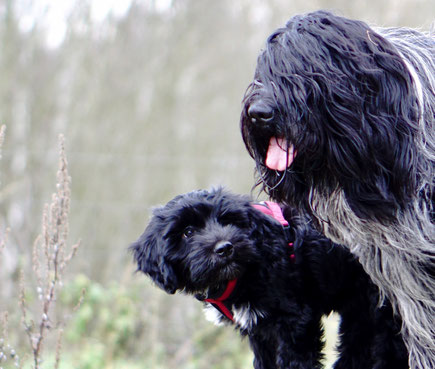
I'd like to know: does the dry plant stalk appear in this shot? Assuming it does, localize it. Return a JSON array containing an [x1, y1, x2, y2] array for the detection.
[[0, 125, 5, 212], [0, 236, 5, 254], [0, 125, 5, 159], [0, 312, 20, 368], [19, 134, 81, 369], [0, 125, 16, 368], [0, 172, 20, 367], [0, 125, 6, 254], [0, 228, 7, 255]]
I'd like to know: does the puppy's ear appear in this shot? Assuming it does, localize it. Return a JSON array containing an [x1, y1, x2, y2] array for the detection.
[[130, 224, 179, 294]]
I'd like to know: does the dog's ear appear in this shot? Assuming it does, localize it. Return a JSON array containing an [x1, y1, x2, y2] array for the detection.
[[130, 223, 179, 294]]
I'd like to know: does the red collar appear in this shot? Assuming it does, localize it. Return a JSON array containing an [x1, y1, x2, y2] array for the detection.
[[204, 279, 237, 321]]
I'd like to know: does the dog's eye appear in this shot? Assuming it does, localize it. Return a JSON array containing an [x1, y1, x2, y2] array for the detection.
[[182, 227, 195, 239]]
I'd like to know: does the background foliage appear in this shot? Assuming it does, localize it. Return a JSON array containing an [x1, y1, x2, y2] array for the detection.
[[0, 0, 433, 368]]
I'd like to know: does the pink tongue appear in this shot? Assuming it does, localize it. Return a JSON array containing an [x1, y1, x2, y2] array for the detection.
[[265, 137, 296, 171]]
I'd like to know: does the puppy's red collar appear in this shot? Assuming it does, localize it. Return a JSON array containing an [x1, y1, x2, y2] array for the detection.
[[204, 279, 237, 321]]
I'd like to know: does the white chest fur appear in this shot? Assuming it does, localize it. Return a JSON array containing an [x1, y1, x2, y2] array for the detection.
[[203, 303, 266, 331]]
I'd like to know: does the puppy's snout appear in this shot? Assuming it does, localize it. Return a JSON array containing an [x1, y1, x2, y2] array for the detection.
[[214, 241, 234, 257], [248, 102, 274, 123]]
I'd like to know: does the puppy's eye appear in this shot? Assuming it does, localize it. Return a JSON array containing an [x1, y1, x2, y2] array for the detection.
[[182, 227, 195, 239]]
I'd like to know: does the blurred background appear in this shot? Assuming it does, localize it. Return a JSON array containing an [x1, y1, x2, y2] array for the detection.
[[0, 0, 433, 368]]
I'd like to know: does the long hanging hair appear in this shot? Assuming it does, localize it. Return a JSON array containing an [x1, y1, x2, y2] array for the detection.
[[240, 11, 435, 369]]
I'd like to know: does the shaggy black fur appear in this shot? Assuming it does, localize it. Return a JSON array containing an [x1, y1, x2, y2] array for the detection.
[[240, 10, 433, 223], [240, 11, 434, 368], [131, 188, 407, 369]]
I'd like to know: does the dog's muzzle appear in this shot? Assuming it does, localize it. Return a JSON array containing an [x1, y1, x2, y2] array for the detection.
[[248, 102, 274, 125], [214, 240, 234, 258]]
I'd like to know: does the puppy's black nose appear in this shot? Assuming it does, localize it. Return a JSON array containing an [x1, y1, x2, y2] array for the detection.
[[248, 102, 274, 123], [214, 241, 234, 257]]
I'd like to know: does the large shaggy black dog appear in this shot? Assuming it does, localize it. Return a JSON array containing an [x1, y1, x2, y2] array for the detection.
[[131, 188, 407, 369], [240, 11, 434, 368]]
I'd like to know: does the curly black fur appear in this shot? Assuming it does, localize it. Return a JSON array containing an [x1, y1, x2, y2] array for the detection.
[[131, 188, 407, 369], [240, 11, 434, 368]]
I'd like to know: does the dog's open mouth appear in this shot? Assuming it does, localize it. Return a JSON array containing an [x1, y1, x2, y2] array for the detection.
[[191, 263, 243, 300], [265, 137, 297, 171]]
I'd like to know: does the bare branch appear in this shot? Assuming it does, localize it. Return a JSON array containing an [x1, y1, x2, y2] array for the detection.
[[18, 134, 81, 369], [0, 125, 5, 159]]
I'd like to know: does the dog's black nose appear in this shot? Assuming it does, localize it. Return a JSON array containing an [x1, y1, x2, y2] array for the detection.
[[248, 102, 274, 123], [214, 241, 234, 257]]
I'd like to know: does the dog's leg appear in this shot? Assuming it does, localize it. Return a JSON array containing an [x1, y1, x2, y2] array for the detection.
[[334, 303, 408, 369], [249, 314, 324, 369], [334, 311, 375, 369], [370, 305, 409, 369], [249, 333, 278, 369]]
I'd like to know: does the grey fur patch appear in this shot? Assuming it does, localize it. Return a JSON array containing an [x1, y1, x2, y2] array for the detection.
[[233, 304, 266, 331], [306, 26, 435, 369], [310, 187, 435, 369]]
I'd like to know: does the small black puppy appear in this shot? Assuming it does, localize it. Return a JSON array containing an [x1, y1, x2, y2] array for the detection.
[[131, 188, 407, 369]]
